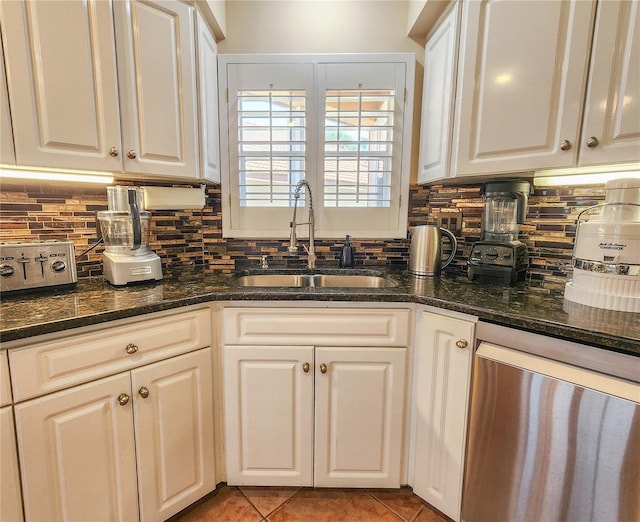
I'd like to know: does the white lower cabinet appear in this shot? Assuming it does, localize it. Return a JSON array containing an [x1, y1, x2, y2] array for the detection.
[[15, 373, 139, 522], [6, 306, 216, 521], [223, 346, 314, 486], [411, 310, 475, 522], [223, 306, 410, 488], [132, 349, 215, 521], [1, 406, 23, 522], [1, 350, 22, 522], [14, 347, 215, 522], [314, 347, 406, 488]]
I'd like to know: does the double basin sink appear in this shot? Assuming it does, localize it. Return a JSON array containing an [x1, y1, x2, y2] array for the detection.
[[233, 270, 398, 289]]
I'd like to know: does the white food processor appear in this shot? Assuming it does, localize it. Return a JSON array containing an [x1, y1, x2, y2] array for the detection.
[[564, 178, 640, 312], [97, 186, 162, 286]]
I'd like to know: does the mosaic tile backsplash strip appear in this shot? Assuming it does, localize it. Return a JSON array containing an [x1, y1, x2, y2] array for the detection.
[[0, 182, 605, 280]]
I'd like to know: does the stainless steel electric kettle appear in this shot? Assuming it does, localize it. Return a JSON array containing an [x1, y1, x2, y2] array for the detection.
[[409, 223, 458, 276]]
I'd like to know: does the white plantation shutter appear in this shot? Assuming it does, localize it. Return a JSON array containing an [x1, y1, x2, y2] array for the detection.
[[237, 89, 306, 206], [219, 55, 413, 239], [324, 89, 395, 208], [225, 63, 316, 236], [317, 62, 408, 237]]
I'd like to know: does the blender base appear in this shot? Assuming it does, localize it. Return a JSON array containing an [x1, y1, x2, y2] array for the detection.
[[103, 251, 163, 286], [467, 240, 528, 285]]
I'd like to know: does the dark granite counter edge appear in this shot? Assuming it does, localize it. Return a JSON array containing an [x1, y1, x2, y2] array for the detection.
[[2, 289, 638, 356]]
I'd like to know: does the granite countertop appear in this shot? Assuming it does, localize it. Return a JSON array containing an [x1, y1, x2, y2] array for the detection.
[[1, 266, 638, 356]]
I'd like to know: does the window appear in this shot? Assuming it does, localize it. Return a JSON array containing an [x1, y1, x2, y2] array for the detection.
[[218, 55, 415, 239]]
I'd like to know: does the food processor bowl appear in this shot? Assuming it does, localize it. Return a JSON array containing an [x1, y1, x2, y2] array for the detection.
[[97, 210, 152, 255]]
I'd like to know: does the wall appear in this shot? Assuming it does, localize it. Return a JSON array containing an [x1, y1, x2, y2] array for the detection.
[[0, 181, 605, 283], [218, 0, 423, 59]]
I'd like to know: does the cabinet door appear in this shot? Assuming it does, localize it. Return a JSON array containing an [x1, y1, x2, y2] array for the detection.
[[196, 11, 221, 183], [412, 312, 474, 522], [114, 0, 199, 180], [1, 406, 23, 522], [314, 347, 406, 488], [579, 0, 640, 166], [132, 348, 216, 522], [452, 0, 595, 176], [14, 373, 138, 522], [224, 345, 314, 486], [418, 2, 460, 184], [0, 0, 122, 171], [1, 47, 15, 165]]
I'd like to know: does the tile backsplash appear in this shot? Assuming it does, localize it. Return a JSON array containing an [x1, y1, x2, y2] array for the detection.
[[0, 181, 605, 281]]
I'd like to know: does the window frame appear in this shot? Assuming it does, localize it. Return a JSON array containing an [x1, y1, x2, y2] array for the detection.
[[218, 53, 415, 239]]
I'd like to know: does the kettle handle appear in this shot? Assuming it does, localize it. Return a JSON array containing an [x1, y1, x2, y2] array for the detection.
[[439, 227, 458, 270]]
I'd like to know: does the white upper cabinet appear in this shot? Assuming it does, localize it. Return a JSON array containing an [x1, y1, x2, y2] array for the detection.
[[113, 0, 199, 180], [1, 0, 220, 182], [418, 1, 460, 184], [196, 10, 221, 183], [1, 47, 15, 166], [0, 0, 122, 171], [579, 0, 640, 166], [451, 0, 596, 177]]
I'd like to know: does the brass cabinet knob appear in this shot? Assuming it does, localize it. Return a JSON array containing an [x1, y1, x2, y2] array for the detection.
[[302, 362, 310, 373], [109, 147, 119, 157], [117, 393, 130, 406], [586, 136, 600, 148], [125, 343, 138, 355], [127, 150, 137, 159], [560, 140, 572, 151], [138, 386, 150, 399], [320, 363, 327, 374], [455, 339, 468, 349]]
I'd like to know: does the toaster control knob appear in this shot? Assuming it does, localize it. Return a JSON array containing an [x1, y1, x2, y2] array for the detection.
[[0, 264, 15, 277], [485, 250, 498, 260], [51, 260, 67, 272]]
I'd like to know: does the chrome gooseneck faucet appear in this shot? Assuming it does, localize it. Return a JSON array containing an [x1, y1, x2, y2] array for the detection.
[[288, 180, 316, 269]]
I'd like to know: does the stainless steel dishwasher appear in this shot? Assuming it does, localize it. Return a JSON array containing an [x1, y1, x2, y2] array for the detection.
[[462, 323, 640, 522]]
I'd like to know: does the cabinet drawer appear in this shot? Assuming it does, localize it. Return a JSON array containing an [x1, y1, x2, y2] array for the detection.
[[9, 308, 211, 402], [1, 351, 11, 407], [222, 307, 410, 347]]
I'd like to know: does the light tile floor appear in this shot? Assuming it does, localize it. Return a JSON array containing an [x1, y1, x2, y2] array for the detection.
[[173, 485, 451, 522]]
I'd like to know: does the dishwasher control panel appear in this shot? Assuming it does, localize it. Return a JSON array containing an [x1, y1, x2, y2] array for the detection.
[[0, 241, 77, 293]]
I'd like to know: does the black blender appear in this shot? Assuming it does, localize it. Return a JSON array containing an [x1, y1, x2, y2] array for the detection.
[[468, 180, 530, 285]]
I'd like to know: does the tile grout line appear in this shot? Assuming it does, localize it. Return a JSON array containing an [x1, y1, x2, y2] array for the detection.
[[234, 487, 268, 521], [364, 489, 408, 521], [239, 486, 303, 520], [264, 486, 306, 520]]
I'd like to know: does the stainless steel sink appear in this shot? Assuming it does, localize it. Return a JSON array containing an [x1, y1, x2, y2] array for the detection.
[[233, 274, 312, 287], [233, 272, 397, 288], [313, 274, 397, 288]]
